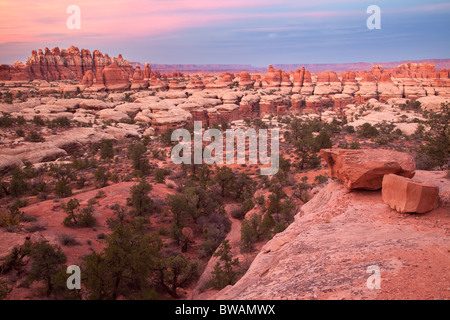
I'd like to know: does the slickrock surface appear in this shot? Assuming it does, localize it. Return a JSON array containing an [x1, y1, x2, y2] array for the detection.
[[214, 171, 450, 300]]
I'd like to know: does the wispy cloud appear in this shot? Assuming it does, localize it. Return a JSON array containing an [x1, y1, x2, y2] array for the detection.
[[0, 0, 449, 65]]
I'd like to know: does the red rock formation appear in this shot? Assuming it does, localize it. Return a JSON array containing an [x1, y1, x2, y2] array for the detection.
[[354, 73, 378, 103], [437, 69, 450, 79], [131, 65, 149, 89], [341, 71, 356, 84], [9, 61, 31, 81], [79, 70, 94, 87], [377, 72, 402, 101], [259, 95, 289, 116], [290, 94, 304, 113], [382, 174, 439, 213], [239, 71, 254, 88], [0, 64, 11, 80], [280, 71, 292, 87], [142, 63, 152, 79], [169, 80, 186, 90], [263, 65, 282, 88], [239, 95, 260, 118], [331, 94, 353, 110], [300, 70, 314, 95], [371, 65, 383, 79], [252, 74, 262, 88], [320, 149, 416, 190], [390, 62, 437, 79], [314, 70, 342, 96], [293, 68, 305, 88], [0, 47, 132, 83], [316, 70, 340, 83], [149, 75, 168, 90], [102, 63, 130, 91]]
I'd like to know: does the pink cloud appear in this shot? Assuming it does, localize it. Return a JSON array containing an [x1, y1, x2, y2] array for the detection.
[[0, 0, 356, 44]]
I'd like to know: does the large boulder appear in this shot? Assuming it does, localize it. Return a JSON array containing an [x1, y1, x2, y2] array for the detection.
[[319, 148, 416, 190], [382, 174, 439, 213]]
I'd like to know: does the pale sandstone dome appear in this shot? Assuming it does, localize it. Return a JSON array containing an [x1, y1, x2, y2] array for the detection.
[[113, 102, 145, 115], [97, 109, 130, 122], [417, 96, 450, 111], [0, 155, 24, 175], [0, 127, 117, 164]]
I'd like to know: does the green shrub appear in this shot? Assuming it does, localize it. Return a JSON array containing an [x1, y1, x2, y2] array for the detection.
[[54, 180, 72, 198], [59, 233, 81, 246], [153, 168, 170, 183], [357, 123, 379, 139], [27, 130, 45, 142], [32, 115, 45, 126]]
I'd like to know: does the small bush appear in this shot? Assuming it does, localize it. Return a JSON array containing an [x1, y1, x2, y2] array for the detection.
[[26, 131, 45, 142], [54, 180, 72, 198], [59, 233, 81, 246], [25, 222, 47, 232], [32, 115, 45, 126], [96, 233, 106, 240], [153, 168, 170, 183], [0, 209, 20, 228], [229, 204, 245, 219], [357, 123, 379, 139]]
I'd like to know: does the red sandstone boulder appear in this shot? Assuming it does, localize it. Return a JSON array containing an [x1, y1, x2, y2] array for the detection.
[[382, 174, 439, 213], [319, 148, 416, 190]]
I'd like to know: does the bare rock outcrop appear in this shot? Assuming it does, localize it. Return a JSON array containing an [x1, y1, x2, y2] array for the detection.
[[214, 170, 449, 300], [377, 73, 402, 102], [131, 65, 149, 90], [0, 155, 24, 175], [262, 65, 282, 88], [354, 73, 378, 103], [417, 96, 450, 111], [314, 71, 342, 96]]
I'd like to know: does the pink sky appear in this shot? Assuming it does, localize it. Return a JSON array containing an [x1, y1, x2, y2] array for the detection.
[[0, 0, 352, 43], [0, 0, 449, 65]]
